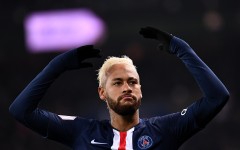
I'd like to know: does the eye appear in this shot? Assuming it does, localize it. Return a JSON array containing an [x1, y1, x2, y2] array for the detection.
[[129, 80, 137, 85], [113, 81, 122, 86]]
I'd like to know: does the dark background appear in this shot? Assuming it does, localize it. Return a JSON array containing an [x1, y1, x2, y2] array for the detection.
[[1, 0, 239, 149]]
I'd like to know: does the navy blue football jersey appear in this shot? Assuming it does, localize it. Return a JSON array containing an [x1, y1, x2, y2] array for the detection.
[[9, 36, 229, 150]]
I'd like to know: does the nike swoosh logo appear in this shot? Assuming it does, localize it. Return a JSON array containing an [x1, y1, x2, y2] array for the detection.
[[91, 139, 108, 145]]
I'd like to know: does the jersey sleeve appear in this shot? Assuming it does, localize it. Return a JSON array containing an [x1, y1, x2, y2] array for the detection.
[[161, 36, 230, 142], [8, 49, 88, 147]]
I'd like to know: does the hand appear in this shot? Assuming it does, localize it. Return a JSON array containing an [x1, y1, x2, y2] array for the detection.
[[76, 45, 101, 68], [50, 45, 101, 70], [139, 26, 173, 53]]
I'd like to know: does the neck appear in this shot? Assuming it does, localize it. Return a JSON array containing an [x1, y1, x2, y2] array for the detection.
[[110, 110, 140, 131]]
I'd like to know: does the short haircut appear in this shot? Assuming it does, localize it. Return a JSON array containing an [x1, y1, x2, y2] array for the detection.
[[97, 55, 137, 87]]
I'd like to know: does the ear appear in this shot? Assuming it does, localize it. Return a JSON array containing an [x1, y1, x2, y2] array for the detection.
[[98, 87, 106, 101]]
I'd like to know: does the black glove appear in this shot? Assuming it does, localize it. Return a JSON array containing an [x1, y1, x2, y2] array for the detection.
[[50, 45, 101, 71], [75, 45, 101, 68], [139, 26, 174, 53]]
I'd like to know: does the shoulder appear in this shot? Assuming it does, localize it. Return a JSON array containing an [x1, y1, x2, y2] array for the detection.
[[145, 112, 181, 123], [56, 115, 109, 129], [139, 112, 183, 128], [72, 117, 111, 129]]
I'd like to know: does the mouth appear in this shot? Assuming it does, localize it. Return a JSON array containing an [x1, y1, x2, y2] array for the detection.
[[120, 94, 134, 102]]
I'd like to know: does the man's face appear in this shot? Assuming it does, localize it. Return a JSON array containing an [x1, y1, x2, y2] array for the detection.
[[98, 64, 142, 116]]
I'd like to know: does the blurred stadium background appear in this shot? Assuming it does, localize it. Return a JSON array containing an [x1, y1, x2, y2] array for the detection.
[[1, 0, 239, 149]]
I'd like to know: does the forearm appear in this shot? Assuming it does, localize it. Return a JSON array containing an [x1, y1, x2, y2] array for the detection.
[[170, 37, 229, 99], [9, 60, 64, 124], [170, 36, 229, 126], [9, 48, 82, 122], [10, 48, 82, 121], [9, 46, 100, 138]]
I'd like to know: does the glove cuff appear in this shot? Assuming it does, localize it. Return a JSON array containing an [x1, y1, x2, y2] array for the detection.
[[169, 36, 191, 55]]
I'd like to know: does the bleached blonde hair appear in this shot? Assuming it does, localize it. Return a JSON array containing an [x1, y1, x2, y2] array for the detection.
[[97, 55, 137, 87]]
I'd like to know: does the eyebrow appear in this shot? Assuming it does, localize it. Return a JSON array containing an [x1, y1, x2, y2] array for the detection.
[[112, 77, 138, 81], [112, 78, 122, 81]]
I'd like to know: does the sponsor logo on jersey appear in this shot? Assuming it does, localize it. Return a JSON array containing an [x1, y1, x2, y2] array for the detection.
[[138, 135, 153, 149], [91, 139, 108, 145], [181, 108, 188, 116]]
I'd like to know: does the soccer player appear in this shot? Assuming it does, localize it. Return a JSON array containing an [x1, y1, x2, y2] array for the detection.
[[9, 27, 229, 150]]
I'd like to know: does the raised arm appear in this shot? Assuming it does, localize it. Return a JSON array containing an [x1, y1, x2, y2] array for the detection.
[[9, 45, 101, 141], [139, 26, 229, 127]]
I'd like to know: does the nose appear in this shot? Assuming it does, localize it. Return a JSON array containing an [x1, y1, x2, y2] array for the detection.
[[122, 82, 132, 93]]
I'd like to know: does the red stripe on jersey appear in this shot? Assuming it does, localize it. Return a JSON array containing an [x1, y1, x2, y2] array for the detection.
[[118, 131, 127, 150]]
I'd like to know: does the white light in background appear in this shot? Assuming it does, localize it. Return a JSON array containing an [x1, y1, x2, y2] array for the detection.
[[203, 11, 223, 32], [24, 9, 106, 53]]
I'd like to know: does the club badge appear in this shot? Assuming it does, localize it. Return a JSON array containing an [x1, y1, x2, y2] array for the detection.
[[137, 135, 153, 149]]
